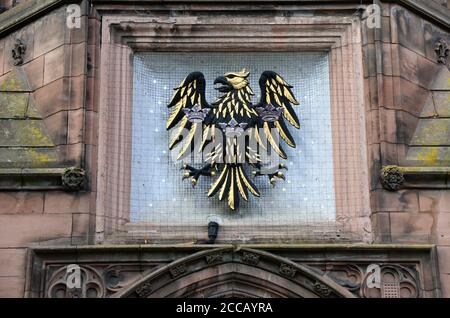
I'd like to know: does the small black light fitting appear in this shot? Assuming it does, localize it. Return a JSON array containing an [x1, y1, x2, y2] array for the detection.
[[207, 221, 220, 244]]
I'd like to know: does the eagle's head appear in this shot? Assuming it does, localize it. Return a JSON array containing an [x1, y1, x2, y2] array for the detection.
[[214, 68, 250, 93]]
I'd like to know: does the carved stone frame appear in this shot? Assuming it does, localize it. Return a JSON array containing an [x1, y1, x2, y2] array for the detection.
[[25, 244, 441, 298], [95, 12, 371, 244]]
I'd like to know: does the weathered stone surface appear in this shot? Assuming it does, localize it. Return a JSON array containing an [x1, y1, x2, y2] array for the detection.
[[22, 55, 44, 90], [437, 246, 450, 275], [391, 6, 425, 55], [430, 66, 450, 90], [410, 119, 450, 146], [0, 277, 25, 298], [0, 93, 29, 118], [420, 95, 438, 118], [371, 212, 391, 243], [44, 192, 90, 214], [396, 110, 419, 145], [0, 192, 44, 214], [0, 120, 54, 147], [67, 109, 84, 144], [33, 78, 66, 117], [33, 7, 67, 58], [0, 248, 27, 277], [3, 24, 34, 72], [423, 21, 450, 64], [72, 213, 90, 238], [0, 214, 72, 248], [371, 190, 419, 213], [399, 78, 429, 117], [44, 111, 68, 146], [0, 148, 58, 168], [0, 68, 31, 92], [43, 45, 65, 85], [431, 92, 450, 117], [440, 274, 450, 297], [390, 212, 434, 243], [406, 147, 450, 166]]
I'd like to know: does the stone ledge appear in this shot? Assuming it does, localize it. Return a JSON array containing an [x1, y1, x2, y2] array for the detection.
[[0, 0, 448, 39], [381, 165, 450, 190], [0, 167, 85, 190]]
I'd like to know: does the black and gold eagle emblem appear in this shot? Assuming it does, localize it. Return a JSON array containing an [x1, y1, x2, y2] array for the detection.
[[167, 69, 300, 210]]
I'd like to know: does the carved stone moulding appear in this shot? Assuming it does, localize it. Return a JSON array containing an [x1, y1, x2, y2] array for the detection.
[[28, 245, 439, 298], [0, 167, 86, 191], [380, 165, 450, 191]]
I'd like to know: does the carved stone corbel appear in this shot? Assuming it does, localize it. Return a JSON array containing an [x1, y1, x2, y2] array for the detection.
[[435, 39, 449, 65], [12, 39, 26, 66], [380, 166, 405, 191], [62, 167, 86, 191]]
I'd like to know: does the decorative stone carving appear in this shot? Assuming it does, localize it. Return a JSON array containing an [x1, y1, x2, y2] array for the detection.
[[361, 264, 419, 298], [435, 39, 449, 65], [205, 253, 224, 264], [47, 265, 105, 298], [104, 267, 124, 291], [62, 167, 86, 191], [169, 264, 187, 278], [322, 264, 363, 294], [241, 252, 260, 265], [380, 165, 405, 191], [135, 282, 153, 298], [279, 263, 297, 278], [313, 282, 332, 297], [12, 39, 26, 66]]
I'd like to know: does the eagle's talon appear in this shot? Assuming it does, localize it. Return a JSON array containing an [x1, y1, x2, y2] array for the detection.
[[181, 164, 214, 185], [270, 177, 277, 187]]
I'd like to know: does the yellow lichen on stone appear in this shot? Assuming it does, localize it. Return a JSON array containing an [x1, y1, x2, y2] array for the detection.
[[25, 149, 54, 167], [415, 148, 440, 166]]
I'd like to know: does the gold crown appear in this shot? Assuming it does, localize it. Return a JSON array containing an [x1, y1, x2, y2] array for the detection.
[[225, 68, 250, 78]]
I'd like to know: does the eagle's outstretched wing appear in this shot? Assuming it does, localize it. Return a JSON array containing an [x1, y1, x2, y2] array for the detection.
[[166, 72, 211, 160], [255, 71, 300, 159]]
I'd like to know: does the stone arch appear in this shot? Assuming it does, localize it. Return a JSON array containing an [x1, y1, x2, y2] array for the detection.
[[113, 248, 355, 298]]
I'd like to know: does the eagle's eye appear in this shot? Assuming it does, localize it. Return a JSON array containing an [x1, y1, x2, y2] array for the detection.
[[226, 75, 236, 79]]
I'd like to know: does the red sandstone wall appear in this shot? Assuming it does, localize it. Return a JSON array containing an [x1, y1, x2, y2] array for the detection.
[[366, 3, 450, 296], [0, 1, 448, 298], [0, 4, 95, 297]]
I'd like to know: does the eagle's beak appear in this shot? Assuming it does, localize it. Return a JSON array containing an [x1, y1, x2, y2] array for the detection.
[[214, 76, 233, 93]]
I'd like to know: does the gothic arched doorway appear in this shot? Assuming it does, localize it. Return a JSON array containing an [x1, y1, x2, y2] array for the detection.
[[113, 248, 355, 298]]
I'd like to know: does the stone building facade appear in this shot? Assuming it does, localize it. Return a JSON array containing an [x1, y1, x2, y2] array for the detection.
[[0, 0, 449, 298]]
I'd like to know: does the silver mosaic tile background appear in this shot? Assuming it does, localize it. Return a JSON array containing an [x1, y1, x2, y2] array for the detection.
[[131, 52, 335, 226]]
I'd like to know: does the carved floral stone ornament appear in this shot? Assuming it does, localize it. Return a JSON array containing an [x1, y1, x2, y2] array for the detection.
[[47, 265, 105, 298], [380, 165, 405, 191], [435, 39, 449, 65], [241, 252, 261, 265], [12, 38, 26, 66], [279, 263, 297, 278], [313, 282, 332, 298], [62, 167, 86, 191], [166, 69, 301, 210], [361, 264, 419, 298]]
